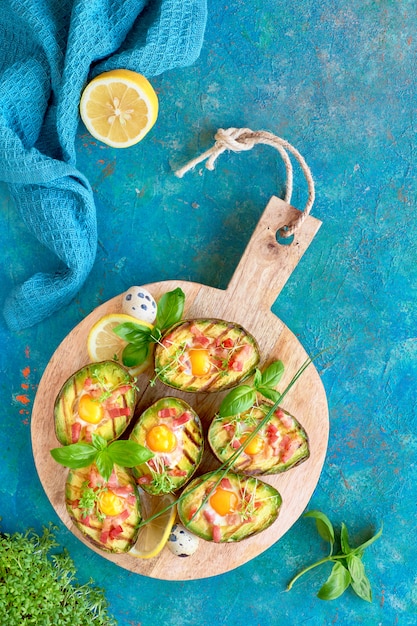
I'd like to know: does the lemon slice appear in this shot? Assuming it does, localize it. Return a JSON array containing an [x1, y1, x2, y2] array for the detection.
[[130, 493, 177, 559], [79, 69, 158, 148], [87, 313, 153, 376]]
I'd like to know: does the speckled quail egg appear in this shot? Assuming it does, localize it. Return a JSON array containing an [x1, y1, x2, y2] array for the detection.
[[167, 523, 199, 557], [122, 286, 157, 324]]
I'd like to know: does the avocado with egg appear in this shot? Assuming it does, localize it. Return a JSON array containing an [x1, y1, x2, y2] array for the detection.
[[208, 403, 309, 475], [65, 463, 141, 553], [154, 319, 260, 392], [54, 360, 138, 446], [177, 470, 282, 542], [129, 397, 204, 495]]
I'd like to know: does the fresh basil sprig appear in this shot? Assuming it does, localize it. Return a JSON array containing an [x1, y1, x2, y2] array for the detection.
[[287, 510, 383, 602], [219, 360, 284, 417], [113, 287, 185, 367], [50, 433, 153, 482]]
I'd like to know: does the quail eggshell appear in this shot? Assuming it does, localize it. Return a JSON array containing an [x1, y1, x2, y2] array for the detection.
[[167, 523, 199, 557], [122, 286, 157, 324]]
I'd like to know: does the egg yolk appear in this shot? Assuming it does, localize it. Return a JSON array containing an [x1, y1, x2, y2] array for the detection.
[[78, 394, 104, 424], [98, 490, 125, 517], [239, 433, 264, 456], [146, 424, 177, 453], [209, 487, 239, 517], [189, 348, 211, 376]]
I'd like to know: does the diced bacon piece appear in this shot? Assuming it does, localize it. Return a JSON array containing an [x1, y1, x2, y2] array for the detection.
[[226, 514, 242, 526], [280, 437, 302, 463], [279, 412, 293, 429], [112, 484, 134, 497], [158, 407, 177, 418], [127, 495, 137, 506], [222, 338, 234, 349], [188, 505, 198, 521], [107, 470, 119, 489], [212, 525, 222, 543], [88, 467, 102, 489], [137, 475, 153, 485], [113, 385, 133, 396], [109, 525, 123, 539], [220, 477, 232, 490], [162, 333, 175, 347], [116, 509, 130, 522], [84, 426, 93, 443], [172, 412, 192, 428], [203, 508, 216, 523], [71, 422, 81, 443], [231, 439, 241, 449], [274, 408, 284, 419], [84, 377, 93, 388], [223, 423, 235, 433], [80, 515, 92, 527], [100, 530, 109, 544], [228, 344, 252, 371], [168, 468, 187, 477], [89, 387, 103, 398], [108, 407, 131, 418]]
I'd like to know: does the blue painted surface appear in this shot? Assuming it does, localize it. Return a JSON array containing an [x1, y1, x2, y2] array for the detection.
[[1, 1, 417, 624]]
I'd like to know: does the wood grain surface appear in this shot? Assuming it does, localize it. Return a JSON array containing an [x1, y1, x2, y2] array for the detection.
[[31, 196, 329, 580]]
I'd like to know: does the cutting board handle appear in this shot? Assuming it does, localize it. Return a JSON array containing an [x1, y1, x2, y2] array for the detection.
[[225, 196, 322, 310]]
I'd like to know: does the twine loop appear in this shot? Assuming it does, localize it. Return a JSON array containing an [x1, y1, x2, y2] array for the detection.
[[175, 127, 315, 237]]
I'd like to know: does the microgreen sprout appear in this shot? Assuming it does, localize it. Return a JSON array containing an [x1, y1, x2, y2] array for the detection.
[[78, 481, 108, 521]]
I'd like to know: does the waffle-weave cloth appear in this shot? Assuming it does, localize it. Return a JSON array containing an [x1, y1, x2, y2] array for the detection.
[[0, 0, 206, 331]]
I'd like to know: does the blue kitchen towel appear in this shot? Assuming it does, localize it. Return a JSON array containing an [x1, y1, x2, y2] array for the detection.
[[0, 0, 206, 331]]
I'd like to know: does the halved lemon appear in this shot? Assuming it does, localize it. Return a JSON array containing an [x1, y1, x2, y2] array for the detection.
[[87, 313, 153, 376], [130, 493, 177, 559], [79, 69, 158, 148]]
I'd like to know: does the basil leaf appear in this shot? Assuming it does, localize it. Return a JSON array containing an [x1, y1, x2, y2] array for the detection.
[[219, 385, 257, 417], [92, 433, 108, 451], [113, 322, 152, 343], [95, 450, 114, 482], [122, 342, 149, 367], [253, 368, 262, 388], [108, 440, 154, 467], [155, 287, 185, 331], [350, 569, 372, 602], [353, 525, 383, 554], [340, 522, 351, 554], [317, 562, 351, 601], [260, 360, 284, 388], [347, 554, 365, 581], [50, 444, 97, 469], [257, 386, 281, 403], [304, 510, 335, 549]]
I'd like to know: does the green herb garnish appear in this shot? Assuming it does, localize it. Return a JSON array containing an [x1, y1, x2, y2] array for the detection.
[[287, 510, 383, 602], [113, 287, 185, 367], [219, 359, 284, 417], [50, 433, 153, 482]]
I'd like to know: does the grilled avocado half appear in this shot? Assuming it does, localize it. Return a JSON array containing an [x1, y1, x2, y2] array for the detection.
[[208, 403, 309, 475], [177, 471, 282, 543], [129, 397, 204, 495], [154, 319, 260, 392], [65, 463, 141, 553], [54, 361, 138, 445]]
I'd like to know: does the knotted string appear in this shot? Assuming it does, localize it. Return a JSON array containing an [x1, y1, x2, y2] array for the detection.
[[175, 127, 315, 237]]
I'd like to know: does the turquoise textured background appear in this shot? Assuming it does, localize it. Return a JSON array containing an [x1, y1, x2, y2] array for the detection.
[[1, 1, 416, 624]]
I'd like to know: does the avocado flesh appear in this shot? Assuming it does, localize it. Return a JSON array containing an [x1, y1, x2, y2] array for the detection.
[[208, 403, 309, 475], [129, 397, 204, 495], [54, 360, 137, 445], [154, 319, 260, 392], [177, 471, 282, 542], [65, 463, 141, 553]]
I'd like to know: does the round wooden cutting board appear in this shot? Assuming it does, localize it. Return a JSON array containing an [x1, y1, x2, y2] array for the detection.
[[31, 196, 329, 580]]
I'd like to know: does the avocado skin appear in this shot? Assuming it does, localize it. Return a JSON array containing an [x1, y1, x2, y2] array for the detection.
[[208, 403, 310, 475], [129, 397, 204, 495], [65, 464, 141, 553], [177, 470, 282, 543], [54, 360, 138, 445], [154, 319, 260, 393]]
